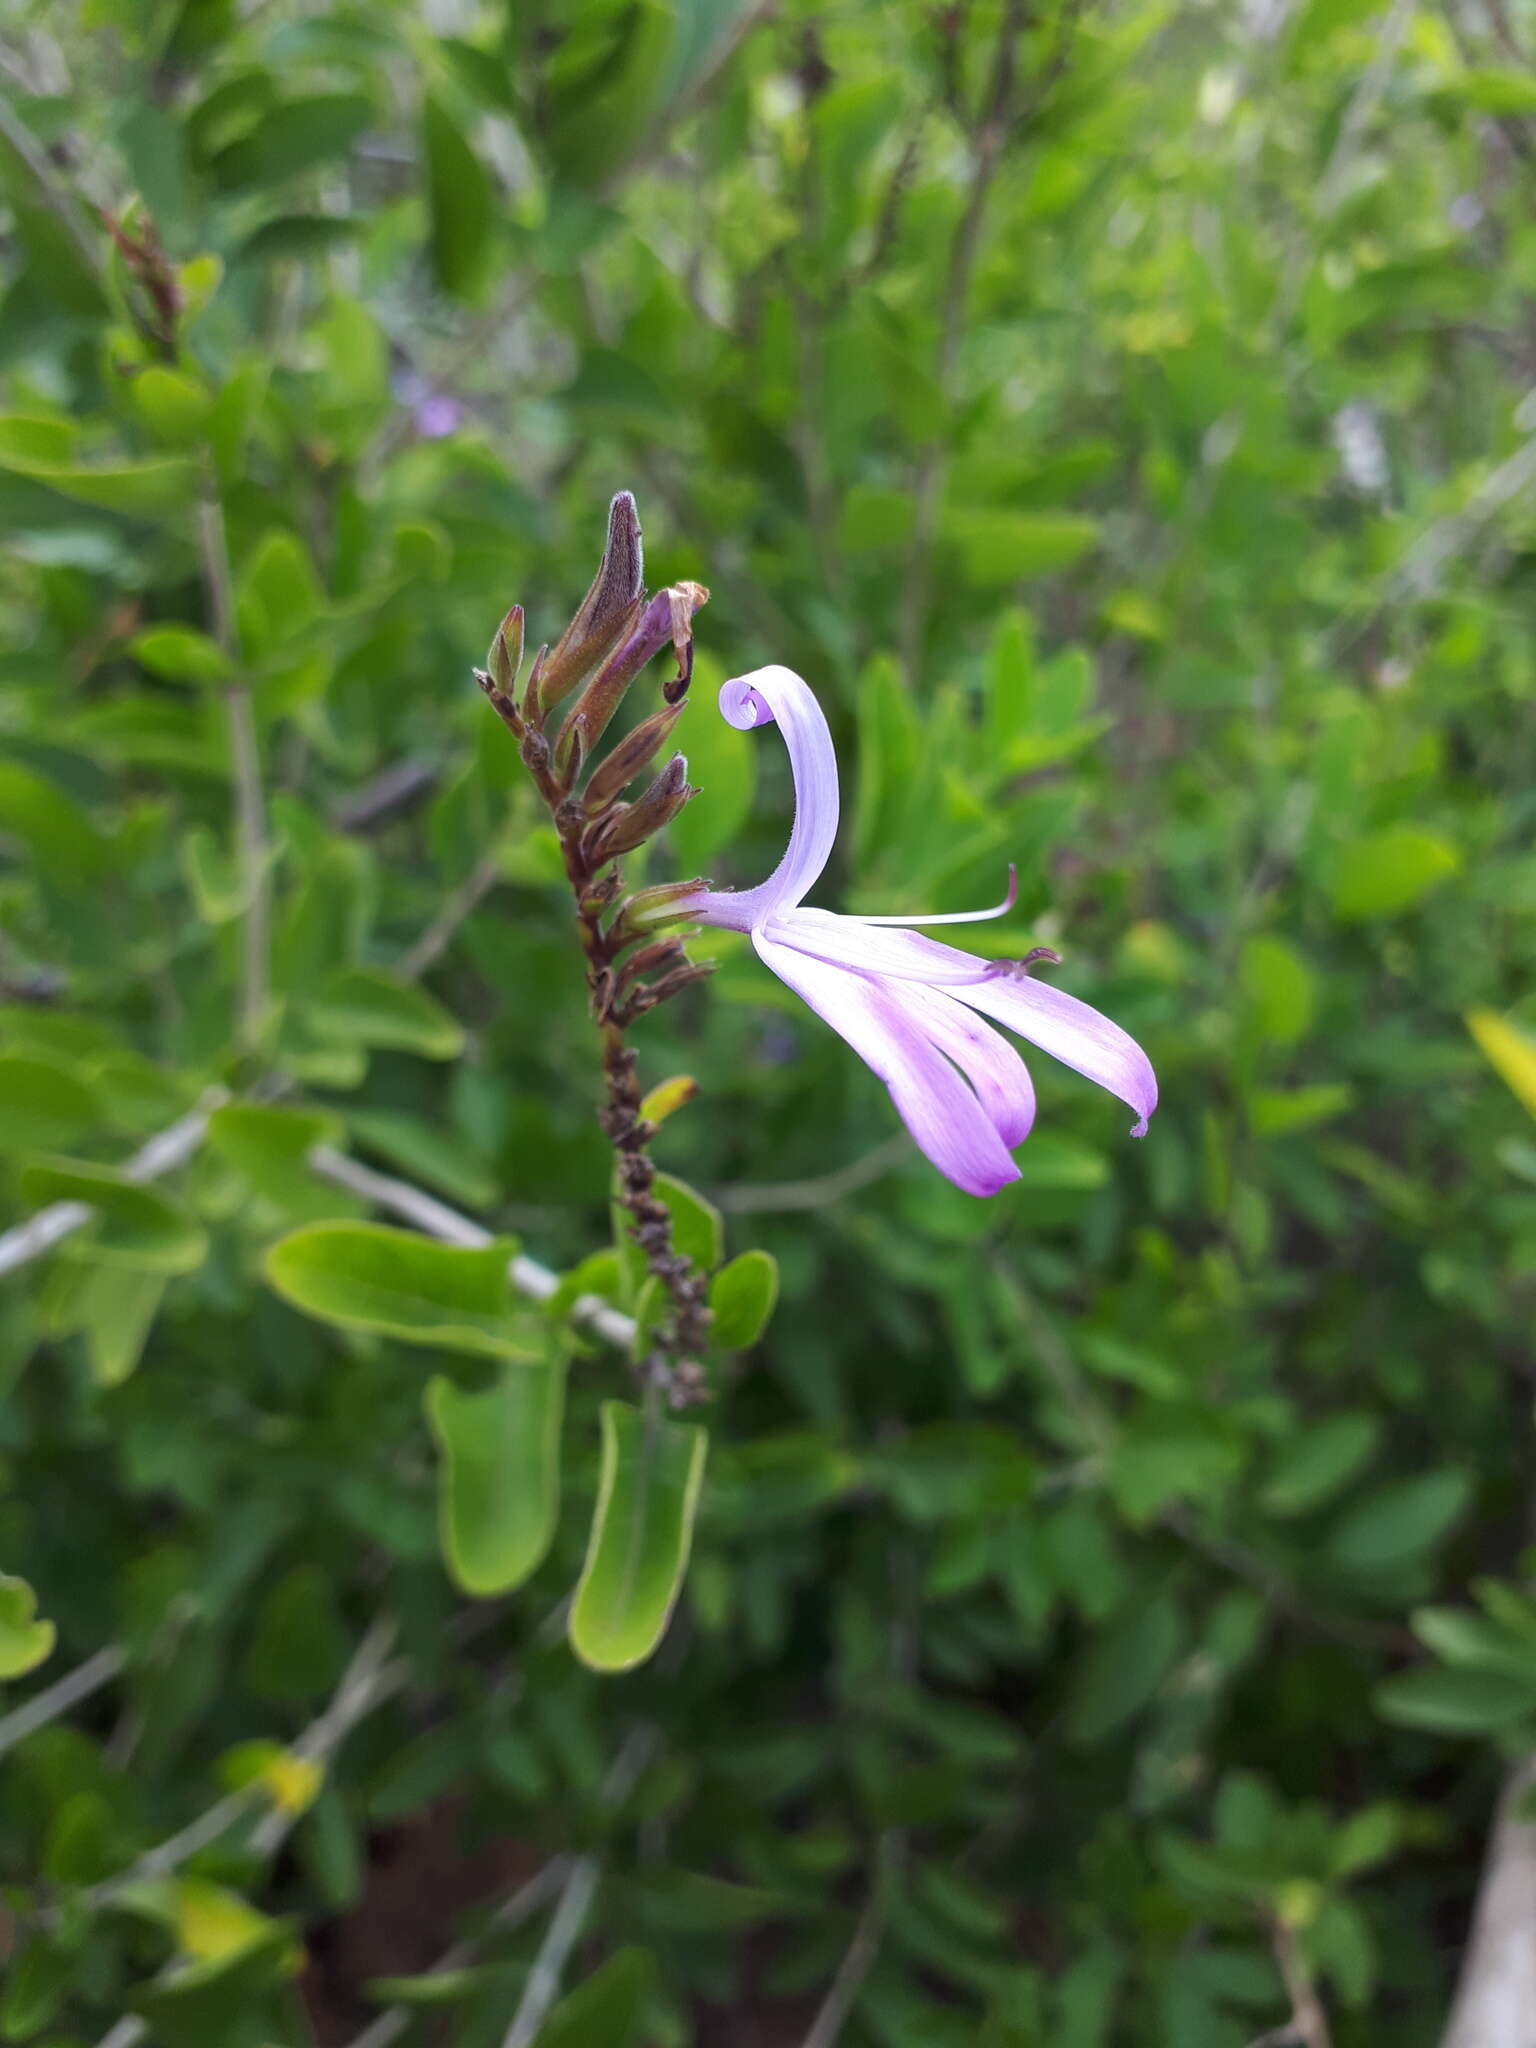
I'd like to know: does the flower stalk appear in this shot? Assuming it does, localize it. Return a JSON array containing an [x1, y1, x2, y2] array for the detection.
[[476, 493, 713, 1405]]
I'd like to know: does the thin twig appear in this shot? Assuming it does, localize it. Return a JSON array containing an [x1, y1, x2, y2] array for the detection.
[[0, 1091, 226, 1278], [85, 1616, 408, 1912], [716, 1133, 910, 1212], [1270, 1918, 1333, 2048], [343, 1859, 574, 2048], [498, 1728, 656, 2048], [197, 488, 271, 1054], [800, 1832, 904, 2048], [306, 1144, 637, 1350], [0, 1645, 126, 1759], [898, 0, 1082, 678], [1324, 394, 1536, 659], [500, 1855, 601, 2048], [93, 2021, 146, 2048], [248, 1616, 403, 1856], [1438, 1754, 1536, 2048], [0, 91, 104, 284], [397, 843, 506, 979]]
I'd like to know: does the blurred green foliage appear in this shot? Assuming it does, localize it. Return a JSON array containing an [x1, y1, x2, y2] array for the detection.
[[0, 0, 1534, 2042]]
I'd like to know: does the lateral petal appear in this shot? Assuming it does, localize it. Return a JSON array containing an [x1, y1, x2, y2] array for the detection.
[[767, 913, 1156, 1136], [754, 934, 1021, 1197], [955, 972, 1158, 1137]]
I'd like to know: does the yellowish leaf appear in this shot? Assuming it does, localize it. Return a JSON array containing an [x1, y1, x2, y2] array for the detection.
[[1466, 1009, 1536, 1120]]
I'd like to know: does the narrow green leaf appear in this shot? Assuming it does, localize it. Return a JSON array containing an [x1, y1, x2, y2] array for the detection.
[[708, 1250, 779, 1350], [422, 92, 492, 297], [534, 1946, 658, 2048], [0, 1052, 105, 1152], [570, 1401, 708, 1673], [1327, 824, 1460, 921], [19, 1157, 207, 1273], [208, 91, 374, 191], [1328, 1470, 1470, 1573], [1375, 1664, 1536, 1736], [1065, 1592, 1183, 1746], [79, 1266, 167, 1386], [426, 1355, 565, 1596], [302, 969, 466, 1059], [264, 1221, 534, 1358]]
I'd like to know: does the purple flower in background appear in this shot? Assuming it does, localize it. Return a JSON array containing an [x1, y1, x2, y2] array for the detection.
[[681, 666, 1157, 1197], [391, 371, 464, 440], [415, 393, 464, 440]]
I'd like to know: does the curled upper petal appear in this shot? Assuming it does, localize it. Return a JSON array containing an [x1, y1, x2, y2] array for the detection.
[[687, 665, 839, 931], [755, 934, 1021, 1197]]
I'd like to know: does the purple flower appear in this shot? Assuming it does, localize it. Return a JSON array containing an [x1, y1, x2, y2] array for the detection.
[[682, 666, 1157, 1197]]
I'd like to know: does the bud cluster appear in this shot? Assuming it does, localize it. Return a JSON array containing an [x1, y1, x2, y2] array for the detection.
[[475, 491, 716, 1403]]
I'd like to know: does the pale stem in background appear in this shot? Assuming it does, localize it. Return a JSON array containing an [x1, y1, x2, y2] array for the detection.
[[196, 487, 271, 1054]]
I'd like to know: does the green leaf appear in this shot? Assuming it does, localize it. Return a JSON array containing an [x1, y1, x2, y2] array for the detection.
[[208, 1102, 350, 1222], [875, 1424, 1036, 1523], [1327, 825, 1460, 920], [0, 1572, 56, 1679], [1238, 935, 1315, 1045], [347, 1109, 499, 1210], [264, 1221, 534, 1359], [1411, 1605, 1536, 1683], [0, 417, 199, 514], [208, 92, 374, 191], [1065, 1592, 1183, 1745], [570, 1400, 708, 1673], [427, 1356, 565, 1595], [1259, 1414, 1378, 1517], [179, 825, 250, 923], [19, 1157, 208, 1273], [130, 623, 234, 685], [1466, 1008, 1536, 1120], [1248, 1083, 1354, 1137], [652, 1173, 723, 1272], [422, 92, 492, 297], [708, 1250, 779, 1350], [1375, 1664, 1536, 1736], [130, 366, 213, 448], [1328, 1470, 1471, 1574], [0, 1931, 72, 2037], [78, 1266, 167, 1386], [302, 969, 466, 1059], [533, 1946, 658, 2048], [943, 509, 1100, 585], [543, 0, 675, 188], [0, 1052, 105, 1151], [0, 757, 108, 875]]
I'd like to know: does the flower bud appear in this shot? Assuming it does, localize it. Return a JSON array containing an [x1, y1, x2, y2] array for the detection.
[[488, 604, 523, 700], [608, 877, 709, 944], [555, 581, 708, 766], [582, 702, 686, 812], [530, 491, 645, 721], [585, 754, 695, 863]]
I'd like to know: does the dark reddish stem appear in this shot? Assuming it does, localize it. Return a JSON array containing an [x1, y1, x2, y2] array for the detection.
[[476, 669, 712, 1406]]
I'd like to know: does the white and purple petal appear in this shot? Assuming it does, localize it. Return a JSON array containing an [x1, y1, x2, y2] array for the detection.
[[754, 935, 1021, 1197], [761, 914, 1154, 1137]]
